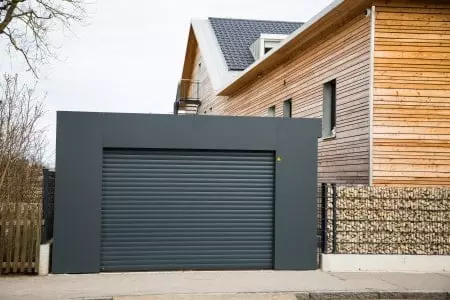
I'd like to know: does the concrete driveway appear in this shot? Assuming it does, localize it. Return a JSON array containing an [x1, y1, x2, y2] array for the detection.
[[0, 270, 449, 300]]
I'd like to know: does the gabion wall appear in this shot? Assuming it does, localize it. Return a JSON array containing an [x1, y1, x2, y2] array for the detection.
[[320, 185, 450, 255]]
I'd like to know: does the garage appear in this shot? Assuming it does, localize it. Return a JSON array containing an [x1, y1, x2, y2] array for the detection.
[[101, 149, 274, 271], [53, 112, 320, 273]]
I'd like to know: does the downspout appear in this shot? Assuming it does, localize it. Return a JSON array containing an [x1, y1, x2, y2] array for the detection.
[[368, 5, 376, 186]]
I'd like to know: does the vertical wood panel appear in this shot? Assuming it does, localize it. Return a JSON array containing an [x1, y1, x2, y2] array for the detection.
[[369, 5, 376, 186], [19, 207, 29, 273], [34, 204, 41, 273], [27, 206, 35, 273], [12, 206, 22, 273], [373, 0, 450, 186], [6, 205, 14, 274], [0, 204, 5, 273]]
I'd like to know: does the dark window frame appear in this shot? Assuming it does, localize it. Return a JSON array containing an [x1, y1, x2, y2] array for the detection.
[[267, 105, 276, 117], [322, 79, 337, 138], [330, 81, 336, 131], [283, 99, 292, 118]]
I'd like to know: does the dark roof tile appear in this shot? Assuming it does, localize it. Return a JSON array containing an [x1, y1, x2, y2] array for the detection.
[[209, 17, 303, 71]]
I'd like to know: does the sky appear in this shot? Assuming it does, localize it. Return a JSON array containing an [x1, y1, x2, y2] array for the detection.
[[2, 0, 332, 166]]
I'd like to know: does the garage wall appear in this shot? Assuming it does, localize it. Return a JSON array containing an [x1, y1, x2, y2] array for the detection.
[[53, 112, 320, 273]]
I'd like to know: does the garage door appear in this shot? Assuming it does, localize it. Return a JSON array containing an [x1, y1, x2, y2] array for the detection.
[[101, 149, 275, 272]]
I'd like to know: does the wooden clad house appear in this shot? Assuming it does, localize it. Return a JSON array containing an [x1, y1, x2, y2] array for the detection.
[[175, 0, 450, 186]]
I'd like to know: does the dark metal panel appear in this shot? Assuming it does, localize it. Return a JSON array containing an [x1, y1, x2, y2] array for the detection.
[[101, 114, 278, 151], [100, 149, 274, 271], [52, 113, 102, 274], [53, 112, 321, 273], [274, 120, 319, 270]]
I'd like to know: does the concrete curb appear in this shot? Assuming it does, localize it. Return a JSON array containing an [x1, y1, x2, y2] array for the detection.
[[80, 291, 450, 300], [38, 243, 50, 276], [321, 254, 450, 273], [298, 291, 450, 299]]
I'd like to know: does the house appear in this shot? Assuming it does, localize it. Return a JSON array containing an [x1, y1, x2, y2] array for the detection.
[[174, 17, 302, 114], [175, 0, 450, 187]]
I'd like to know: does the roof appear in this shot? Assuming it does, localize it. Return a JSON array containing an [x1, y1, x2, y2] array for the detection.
[[208, 18, 303, 71], [187, 19, 241, 93], [218, 0, 373, 96]]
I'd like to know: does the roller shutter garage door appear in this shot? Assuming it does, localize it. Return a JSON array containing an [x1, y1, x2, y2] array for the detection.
[[101, 149, 275, 272]]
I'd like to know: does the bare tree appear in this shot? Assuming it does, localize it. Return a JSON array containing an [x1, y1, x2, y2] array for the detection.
[[0, 0, 86, 76], [0, 73, 46, 192]]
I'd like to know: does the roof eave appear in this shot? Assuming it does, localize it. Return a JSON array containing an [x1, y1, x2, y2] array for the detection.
[[181, 25, 197, 80], [191, 19, 241, 92], [218, 0, 372, 96]]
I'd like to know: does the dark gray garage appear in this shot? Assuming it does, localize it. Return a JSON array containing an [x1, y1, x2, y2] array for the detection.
[[53, 112, 320, 273]]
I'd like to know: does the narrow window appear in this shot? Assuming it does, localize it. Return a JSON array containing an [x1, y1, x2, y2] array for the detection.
[[267, 105, 275, 117], [323, 80, 336, 138], [283, 99, 292, 118]]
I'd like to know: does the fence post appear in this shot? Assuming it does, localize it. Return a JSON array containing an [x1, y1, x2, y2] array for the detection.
[[331, 183, 337, 254], [320, 183, 328, 254]]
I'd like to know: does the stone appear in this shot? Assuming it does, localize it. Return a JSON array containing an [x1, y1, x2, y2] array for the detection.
[[321, 185, 450, 255]]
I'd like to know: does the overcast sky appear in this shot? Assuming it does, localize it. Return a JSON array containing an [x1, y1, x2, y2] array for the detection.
[[2, 0, 332, 165]]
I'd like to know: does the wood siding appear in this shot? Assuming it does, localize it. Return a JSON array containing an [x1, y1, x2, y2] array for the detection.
[[190, 45, 227, 115], [208, 14, 372, 184], [373, 0, 450, 186]]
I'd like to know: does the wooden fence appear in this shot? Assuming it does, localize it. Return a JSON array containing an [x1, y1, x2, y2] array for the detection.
[[0, 202, 41, 274]]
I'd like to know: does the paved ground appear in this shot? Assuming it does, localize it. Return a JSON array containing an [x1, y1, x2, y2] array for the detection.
[[115, 294, 297, 300], [0, 271, 449, 300]]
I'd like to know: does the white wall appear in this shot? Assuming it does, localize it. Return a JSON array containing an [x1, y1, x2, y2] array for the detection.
[[322, 254, 450, 273]]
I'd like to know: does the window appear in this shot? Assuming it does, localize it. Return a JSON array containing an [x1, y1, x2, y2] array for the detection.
[[250, 34, 288, 60], [283, 99, 292, 118], [322, 80, 336, 138], [267, 105, 275, 117]]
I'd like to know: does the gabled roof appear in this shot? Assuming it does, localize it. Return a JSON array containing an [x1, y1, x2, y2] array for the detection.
[[186, 19, 239, 92], [209, 18, 303, 71], [183, 17, 303, 92]]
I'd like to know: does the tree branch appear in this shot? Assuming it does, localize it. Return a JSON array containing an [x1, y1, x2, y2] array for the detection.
[[0, 0, 25, 33], [0, 0, 86, 77], [12, 10, 51, 20], [0, 74, 46, 199], [3, 29, 37, 77]]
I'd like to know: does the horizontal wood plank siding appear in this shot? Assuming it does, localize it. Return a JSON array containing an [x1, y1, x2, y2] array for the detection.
[[191, 46, 227, 115], [210, 14, 372, 184], [373, 0, 450, 186]]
